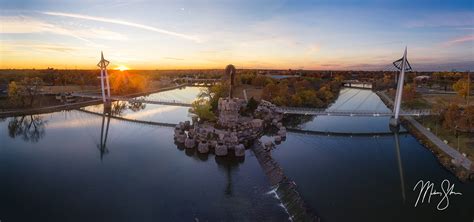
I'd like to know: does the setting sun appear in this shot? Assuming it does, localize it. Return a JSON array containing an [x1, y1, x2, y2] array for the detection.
[[114, 65, 130, 71]]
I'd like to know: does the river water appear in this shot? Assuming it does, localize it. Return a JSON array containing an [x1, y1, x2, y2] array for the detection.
[[0, 87, 472, 221]]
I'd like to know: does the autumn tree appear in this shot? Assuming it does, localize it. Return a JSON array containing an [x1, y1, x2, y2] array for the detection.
[[458, 105, 474, 132], [293, 79, 311, 93], [198, 83, 229, 112], [317, 86, 334, 103], [443, 104, 461, 131], [8, 77, 44, 107], [191, 98, 216, 122], [109, 71, 148, 95], [431, 98, 446, 115], [41, 68, 57, 85], [453, 78, 471, 99], [402, 84, 417, 102], [8, 81, 23, 106], [240, 71, 257, 84], [289, 94, 303, 107], [261, 82, 288, 104], [251, 75, 271, 87]]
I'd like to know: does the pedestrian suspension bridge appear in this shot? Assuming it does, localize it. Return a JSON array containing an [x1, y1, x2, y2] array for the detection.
[[75, 48, 428, 122]]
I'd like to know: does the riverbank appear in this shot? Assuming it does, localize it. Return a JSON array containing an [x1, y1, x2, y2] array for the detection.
[[0, 84, 188, 118], [376, 91, 473, 181], [0, 99, 103, 118]]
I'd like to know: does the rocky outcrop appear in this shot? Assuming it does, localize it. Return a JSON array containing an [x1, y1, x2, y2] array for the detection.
[[185, 137, 196, 149], [254, 100, 283, 124], [234, 144, 245, 157], [215, 143, 228, 156], [277, 127, 287, 138], [198, 141, 209, 154], [174, 98, 286, 157]]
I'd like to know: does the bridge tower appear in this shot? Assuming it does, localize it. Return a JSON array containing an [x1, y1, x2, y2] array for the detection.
[[390, 47, 412, 130], [97, 52, 112, 109]]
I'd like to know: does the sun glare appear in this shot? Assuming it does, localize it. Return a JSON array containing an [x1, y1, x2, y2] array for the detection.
[[114, 65, 130, 71]]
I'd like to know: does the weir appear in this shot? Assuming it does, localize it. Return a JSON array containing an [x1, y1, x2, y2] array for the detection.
[[252, 141, 320, 221]]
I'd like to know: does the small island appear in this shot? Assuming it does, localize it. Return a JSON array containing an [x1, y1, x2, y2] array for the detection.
[[174, 65, 288, 157]]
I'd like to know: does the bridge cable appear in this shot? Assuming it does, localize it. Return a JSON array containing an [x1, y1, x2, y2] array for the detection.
[[329, 89, 362, 111], [353, 90, 373, 111]]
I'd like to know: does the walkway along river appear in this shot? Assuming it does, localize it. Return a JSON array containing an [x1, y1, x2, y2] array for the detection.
[[377, 91, 473, 180], [0, 86, 472, 221]]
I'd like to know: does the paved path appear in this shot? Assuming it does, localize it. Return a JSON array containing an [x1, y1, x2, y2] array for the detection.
[[377, 91, 472, 171], [405, 116, 472, 170]]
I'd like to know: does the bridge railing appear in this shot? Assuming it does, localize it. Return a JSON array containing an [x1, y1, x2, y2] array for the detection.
[[128, 98, 192, 107], [275, 106, 432, 116]]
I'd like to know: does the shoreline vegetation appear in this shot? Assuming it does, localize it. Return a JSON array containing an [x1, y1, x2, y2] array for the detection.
[[386, 84, 473, 163], [190, 70, 343, 122], [377, 91, 474, 182], [1, 69, 472, 178]]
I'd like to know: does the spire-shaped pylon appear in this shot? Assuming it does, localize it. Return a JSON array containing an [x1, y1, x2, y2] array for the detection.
[[97, 51, 111, 103], [390, 47, 411, 129]]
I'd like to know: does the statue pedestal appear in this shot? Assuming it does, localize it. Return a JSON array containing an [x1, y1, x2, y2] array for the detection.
[[217, 98, 245, 128]]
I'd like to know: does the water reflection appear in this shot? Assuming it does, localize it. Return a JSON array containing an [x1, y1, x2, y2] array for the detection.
[[0, 87, 288, 221], [173, 139, 245, 197], [94, 101, 145, 159], [393, 131, 406, 202], [111, 101, 146, 116], [282, 115, 315, 128], [8, 115, 47, 143], [98, 111, 111, 160], [215, 156, 245, 197], [128, 101, 147, 112]]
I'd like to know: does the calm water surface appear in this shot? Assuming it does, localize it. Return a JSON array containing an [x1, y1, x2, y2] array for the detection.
[[1, 87, 472, 221], [271, 88, 473, 221]]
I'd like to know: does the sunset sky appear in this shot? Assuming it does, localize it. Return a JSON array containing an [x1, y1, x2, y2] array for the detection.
[[0, 0, 473, 71]]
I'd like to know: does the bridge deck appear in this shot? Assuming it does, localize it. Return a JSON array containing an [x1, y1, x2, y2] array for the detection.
[[72, 94, 192, 107], [77, 109, 409, 136], [77, 109, 177, 128], [276, 107, 431, 117], [70, 86, 431, 117]]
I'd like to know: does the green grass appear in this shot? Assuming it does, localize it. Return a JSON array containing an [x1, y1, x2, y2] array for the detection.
[[402, 97, 431, 109], [416, 116, 474, 162]]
